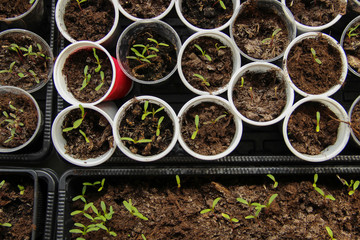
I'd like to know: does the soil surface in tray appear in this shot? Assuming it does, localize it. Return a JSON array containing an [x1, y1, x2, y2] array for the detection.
[[181, 0, 233, 29], [232, 69, 287, 122], [180, 102, 235, 155], [0, 0, 32, 19], [0, 32, 52, 91], [232, 0, 289, 60], [0, 92, 38, 148], [286, 35, 342, 95], [119, 0, 171, 19], [287, 101, 339, 155], [64, 0, 114, 41], [351, 100, 360, 143], [0, 176, 34, 240], [62, 108, 113, 160], [69, 175, 360, 239], [119, 100, 174, 156], [343, 21, 360, 74], [126, 30, 177, 81], [63, 48, 112, 103], [181, 36, 233, 93], [286, 0, 346, 27]]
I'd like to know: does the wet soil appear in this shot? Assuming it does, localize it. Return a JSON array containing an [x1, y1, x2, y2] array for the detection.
[[0, 0, 32, 19], [119, 0, 171, 19], [126, 30, 177, 81], [180, 102, 236, 155], [62, 107, 113, 160], [69, 174, 360, 239], [64, 0, 114, 41], [0, 175, 34, 240], [232, 70, 287, 122], [286, 35, 343, 95], [63, 48, 112, 103], [286, 0, 347, 27], [181, 0, 233, 29], [343, 20, 360, 74], [181, 36, 233, 93], [0, 32, 52, 91], [232, 0, 289, 60], [287, 101, 339, 155], [0, 92, 38, 149], [118, 99, 174, 156], [351, 100, 360, 142]]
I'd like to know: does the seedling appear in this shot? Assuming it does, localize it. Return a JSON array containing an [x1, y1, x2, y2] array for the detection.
[[316, 111, 320, 132], [347, 24, 360, 40], [17, 185, 25, 195], [313, 174, 335, 201], [127, 46, 157, 63], [63, 104, 86, 132], [95, 71, 105, 91], [29, 70, 40, 83], [313, 173, 318, 188], [151, 106, 164, 118], [123, 199, 148, 220], [141, 100, 164, 120], [191, 115, 200, 140], [0, 61, 16, 74], [93, 48, 101, 73], [240, 77, 244, 87], [325, 226, 337, 240], [215, 43, 227, 51], [274, 86, 278, 98], [7, 43, 24, 61], [262, 28, 282, 47], [72, 185, 87, 203], [200, 197, 221, 214], [221, 213, 239, 222], [75, 0, 87, 10], [193, 73, 210, 87], [29, 0, 35, 4], [311, 48, 322, 64], [147, 38, 169, 48], [176, 175, 181, 188], [244, 194, 278, 219], [83, 178, 105, 192], [336, 175, 359, 196], [194, 44, 212, 61], [203, 114, 227, 125], [249, 87, 254, 101], [141, 234, 147, 240], [267, 174, 278, 188], [1, 103, 25, 143], [236, 197, 252, 207], [120, 137, 152, 144], [79, 65, 91, 90], [90, 201, 114, 222], [156, 116, 164, 136], [0, 180, 5, 188], [69, 222, 99, 237], [96, 223, 117, 237], [213, 0, 226, 10], [71, 202, 93, 216], [0, 223, 12, 227]]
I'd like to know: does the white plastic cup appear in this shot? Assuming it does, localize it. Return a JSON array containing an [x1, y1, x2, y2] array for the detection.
[[0, 29, 54, 93], [117, 0, 175, 21], [282, 96, 350, 162], [175, 0, 240, 32], [348, 95, 360, 147], [178, 31, 241, 95], [0, 86, 43, 153], [282, 32, 348, 97], [55, 0, 120, 47], [116, 19, 181, 84], [113, 96, 179, 162], [53, 41, 132, 105], [228, 62, 294, 127], [52, 102, 117, 167], [177, 95, 243, 160], [230, 0, 296, 63], [281, 0, 347, 34]]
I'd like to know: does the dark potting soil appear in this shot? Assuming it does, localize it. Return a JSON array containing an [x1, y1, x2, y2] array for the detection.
[[343, 21, 360, 74], [181, 102, 236, 155], [0, 92, 38, 148], [232, 70, 287, 122], [119, 100, 174, 156], [62, 108, 113, 160], [181, 0, 234, 29], [0, 32, 52, 91], [0, 0, 32, 19], [351, 100, 360, 143], [181, 36, 233, 93], [287, 101, 339, 155], [126, 30, 177, 81], [69, 175, 360, 239], [286, 0, 347, 27], [286, 35, 343, 95], [119, 0, 171, 19], [232, 0, 289, 60], [0, 176, 34, 240], [64, 0, 114, 41], [63, 48, 112, 103]]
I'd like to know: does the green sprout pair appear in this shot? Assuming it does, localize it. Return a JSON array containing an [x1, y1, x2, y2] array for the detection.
[[141, 100, 164, 120], [80, 49, 105, 91], [262, 28, 282, 47], [1, 102, 25, 143], [311, 48, 322, 65], [75, 0, 87, 10], [123, 199, 148, 220], [194, 44, 212, 61], [347, 24, 360, 40], [127, 38, 168, 64], [63, 104, 89, 143], [193, 73, 210, 87], [337, 175, 359, 196], [191, 113, 227, 139], [237, 194, 278, 219], [313, 174, 335, 201]]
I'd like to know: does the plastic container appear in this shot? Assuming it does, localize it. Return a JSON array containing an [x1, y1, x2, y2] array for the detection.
[[348, 95, 360, 147], [228, 62, 294, 127], [54, 41, 132, 105], [177, 30, 241, 95]]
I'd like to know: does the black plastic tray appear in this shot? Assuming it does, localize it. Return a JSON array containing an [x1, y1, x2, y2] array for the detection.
[[56, 6, 360, 166], [0, 0, 56, 163]]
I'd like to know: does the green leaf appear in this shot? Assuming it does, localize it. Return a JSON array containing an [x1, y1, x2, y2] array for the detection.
[[18, 72, 25, 78], [73, 119, 83, 129], [176, 175, 181, 188], [137, 139, 152, 144], [315, 58, 322, 65], [221, 213, 230, 219], [314, 187, 324, 196], [69, 229, 83, 234], [84, 213, 94, 221], [110, 231, 117, 236], [79, 130, 90, 143], [245, 215, 255, 219], [212, 197, 221, 209], [205, 54, 212, 61], [325, 226, 334, 238], [353, 180, 359, 191], [71, 210, 83, 216], [220, 0, 226, 9], [267, 194, 278, 207], [325, 195, 335, 201], [313, 174, 318, 187], [231, 218, 239, 223], [200, 209, 212, 214], [74, 222, 85, 228], [272, 28, 282, 37], [236, 198, 249, 205], [0, 180, 5, 188]]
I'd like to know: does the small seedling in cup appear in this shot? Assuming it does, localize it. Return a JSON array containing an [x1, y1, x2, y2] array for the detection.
[[316, 111, 320, 132], [191, 115, 200, 140], [75, 0, 87, 10], [156, 116, 164, 136], [17, 185, 25, 195], [347, 24, 360, 41], [215, 43, 227, 51], [79, 65, 91, 90], [63, 105, 90, 143], [311, 48, 322, 65], [176, 175, 181, 188], [147, 38, 169, 49], [194, 44, 212, 61], [193, 73, 210, 87], [203, 114, 227, 125], [262, 28, 282, 47], [120, 137, 152, 144], [200, 197, 221, 214], [127, 47, 157, 64], [213, 0, 226, 10]]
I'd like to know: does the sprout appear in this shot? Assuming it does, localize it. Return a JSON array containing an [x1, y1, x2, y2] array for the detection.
[[200, 197, 221, 214], [79, 65, 91, 90], [336, 175, 359, 196], [213, 0, 226, 10], [325, 226, 337, 240], [262, 28, 282, 47], [176, 175, 181, 188], [221, 213, 239, 222], [347, 24, 360, 40], [17, 185, 25, 195], [267, 174, 278, 188], [203, 114, 227, 125], [240, 77, 244, 87], [191, 115, 200, 140], [215, 43, 227, 51], [313, 174, 335, 201], [147, 38, 169, 48], [156, 116, 164, 136], [194, 44, 212, 61], [123, 199, 148, 220], [0, 223, 12, 227], [316, 111, 320, 132], [127, 44, 157, 63], [0, 180, 5, 188], [63, 104, 86, 132], [120, 137, 152, 144], [193, 73, 210, 87], [0, 61, 16, 74], [75, 0, 87, 10], [311, 48, 322, 65], [93, 48, 101, 73]]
